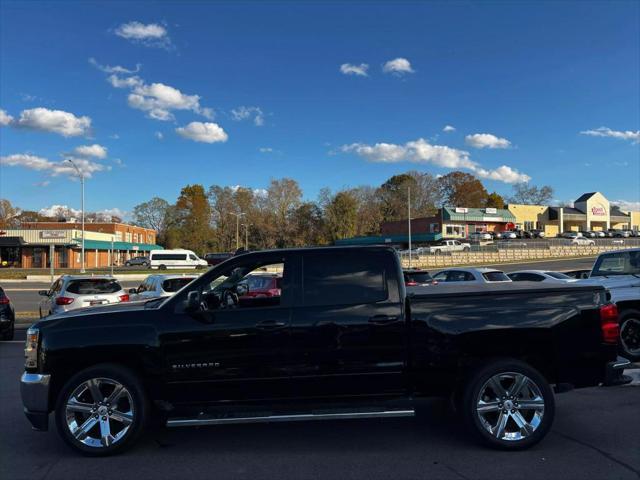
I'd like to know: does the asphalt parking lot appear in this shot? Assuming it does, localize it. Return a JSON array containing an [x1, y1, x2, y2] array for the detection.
[[1, 339, 639, 480]]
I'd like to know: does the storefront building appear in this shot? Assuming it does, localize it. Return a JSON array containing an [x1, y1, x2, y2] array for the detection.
[[508, 192, 639, 236], [0, 223, 162, 269], [380, 207, 517, 239]]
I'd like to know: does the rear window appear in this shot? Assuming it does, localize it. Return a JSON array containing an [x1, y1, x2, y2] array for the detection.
[[545, 271, 571, 279], [405, 272, 432, 284], [162, 278, 195, 292], [66, 279, 122, 294], [482, 272, 511, 282], [245, 275, 277, 290], [303, 252, 388, 306]]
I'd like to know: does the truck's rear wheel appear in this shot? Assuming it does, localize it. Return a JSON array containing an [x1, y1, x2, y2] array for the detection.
[[55, 364, 148, 456], [619, 309, 640, 361], [461, 359, 554, 450]]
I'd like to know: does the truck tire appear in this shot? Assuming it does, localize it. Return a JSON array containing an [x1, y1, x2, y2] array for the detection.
[[461, 359, 554, 450], [159, 264, 167, 270], [54, 364, 148, 456], [619, 309, 640, 361]]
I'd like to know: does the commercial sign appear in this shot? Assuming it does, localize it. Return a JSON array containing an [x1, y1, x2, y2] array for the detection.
[[591, 205, 606, 216], [40, 230, 67, 239], [485, 208, 497, 214], [455, 208, 469, 213], [482, 216, 502, 222]]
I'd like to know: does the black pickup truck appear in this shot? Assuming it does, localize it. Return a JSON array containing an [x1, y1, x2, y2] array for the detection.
[[21, 246, 630, 455]]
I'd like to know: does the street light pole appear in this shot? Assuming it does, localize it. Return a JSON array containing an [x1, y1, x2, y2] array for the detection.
[[66, 159, 85, 273], [407, 186, 412, 268]]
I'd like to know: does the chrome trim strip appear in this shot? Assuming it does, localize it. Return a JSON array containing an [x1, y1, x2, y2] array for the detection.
[[167, 409, 415, 427], [21, 373, 51, 386], [21, 373, 51, 413], [611, 357, 632, 370]]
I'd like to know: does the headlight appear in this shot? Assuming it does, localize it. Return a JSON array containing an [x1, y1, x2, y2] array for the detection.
[[24, 327, 39, 369]]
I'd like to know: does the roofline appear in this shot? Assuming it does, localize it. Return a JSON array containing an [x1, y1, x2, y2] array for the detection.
[[20, 221, 156, 232]]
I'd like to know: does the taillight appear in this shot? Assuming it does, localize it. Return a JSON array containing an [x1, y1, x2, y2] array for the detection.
[[600, 304, 619, 344], [406, 281, 418, 286], [0, 296, 10, 304], [55, 296, 74, 305], [119, 294, 130, 302], [267, 289, 281, 297]]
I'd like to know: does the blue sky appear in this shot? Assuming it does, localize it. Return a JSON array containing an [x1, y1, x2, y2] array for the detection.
[[1, 0, 639, 218]]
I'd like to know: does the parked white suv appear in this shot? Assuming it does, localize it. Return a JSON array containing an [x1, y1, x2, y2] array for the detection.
[[579, 248, 640, 360], [38, 275, 129, 317]]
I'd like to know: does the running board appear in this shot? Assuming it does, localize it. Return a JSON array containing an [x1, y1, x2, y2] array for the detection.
[[166, 409, 415, 427]]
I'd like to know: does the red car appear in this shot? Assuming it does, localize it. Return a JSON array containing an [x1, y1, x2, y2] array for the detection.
[[241, 273, 282, 298]]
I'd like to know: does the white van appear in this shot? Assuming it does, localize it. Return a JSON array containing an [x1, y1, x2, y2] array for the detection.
[[149, 249, 208, 270]]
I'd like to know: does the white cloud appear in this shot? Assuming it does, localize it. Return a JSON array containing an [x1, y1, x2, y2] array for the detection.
[[580, 127, 640, 144], [340, 137, 529, 184], [39, 205, 81, 218], [89, 57, 140, 74], [155, 131, 164, 140], [474, 165, 531, 183], [108, 74, 144, 89], [73, 144, 107, 159], [0, 109, 13, 126], [176, 122, 228, 143], [259, 147, 273, 153], [34, 180, 51, 187], [110, 133, 120, 139], [125, 81, 213, 121], [382, 57, 414, 75], [465, 133, 512, 149], [114, 21, 172, 49], [14, 107, 91, 137], [96, 207, 127, 220], [0, 153, 109, 178], [231, 106, 265, 126], [612, 200, 640, 212], [443, 125, 456, 133], [340, 63, 369, 77]]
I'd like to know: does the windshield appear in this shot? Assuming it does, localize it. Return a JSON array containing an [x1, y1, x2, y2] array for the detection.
[[591, 251, 640, 276], [545, 271, 571, 279], [66, 279, 122, 295], [405, 272, 433, 284], [245, 275, 277, 290], [482, 272, 511, 282]]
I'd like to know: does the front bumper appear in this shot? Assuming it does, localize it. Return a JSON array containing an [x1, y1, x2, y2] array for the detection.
[[604, 357, 633, 386], [20, 373, 51, 431]]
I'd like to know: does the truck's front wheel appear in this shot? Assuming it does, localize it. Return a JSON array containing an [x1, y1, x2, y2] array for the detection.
[[619, 309, 640, 361], [54, 364, 148, 456], [461, 359, 554, 450]]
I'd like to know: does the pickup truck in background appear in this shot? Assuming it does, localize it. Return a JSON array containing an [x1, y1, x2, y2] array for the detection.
[[579, 248, 640, 360], [428, 239, 471, 254], [21, 246, 630, 456]]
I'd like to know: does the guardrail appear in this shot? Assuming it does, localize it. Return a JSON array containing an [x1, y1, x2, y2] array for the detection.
[[399, 241, 639, 269]]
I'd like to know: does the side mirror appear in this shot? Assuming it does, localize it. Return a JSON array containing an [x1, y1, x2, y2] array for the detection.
[[236, 281, 249, 297], [185, 290, 201, 312], [38, 290, 49, 296], [129, 288, 137, 294]]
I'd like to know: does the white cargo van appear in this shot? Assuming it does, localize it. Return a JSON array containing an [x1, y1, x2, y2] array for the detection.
[[149, 249, 208, 270]]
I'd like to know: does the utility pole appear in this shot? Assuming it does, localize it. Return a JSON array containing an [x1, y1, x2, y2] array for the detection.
[[408, 186, 412, 268], [66, 159, 85, 273], [229, 212, 245, 250], [242, 223, 251, 250]]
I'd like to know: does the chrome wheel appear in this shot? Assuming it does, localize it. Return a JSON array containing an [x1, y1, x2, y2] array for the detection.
[[620, 318, 640, 357], [476, 372, 545, 442], [65, 377, 134, 448]]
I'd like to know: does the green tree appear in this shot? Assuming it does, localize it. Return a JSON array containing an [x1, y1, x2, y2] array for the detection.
[[170, 184, 213, 254], [324, 191, 358, 240], [485, 191, 505, 209], [290, 202, 326, 246], [437, 171, 488, 207]]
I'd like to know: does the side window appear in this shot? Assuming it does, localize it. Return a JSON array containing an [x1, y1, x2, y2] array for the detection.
[[49, 280, 61, 295], [189, 254, 197, 261], [200, 258, 288, 311], [509, 273, 520, 281], [302, 252, 388, 307], [464, 272, 475, 281], [432, 271, 448, 281]]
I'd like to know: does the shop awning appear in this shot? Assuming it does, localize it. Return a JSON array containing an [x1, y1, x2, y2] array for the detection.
[[442, 207, 516, 223], [72, 238, 163, 252], [0, 236, 27, 246]]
